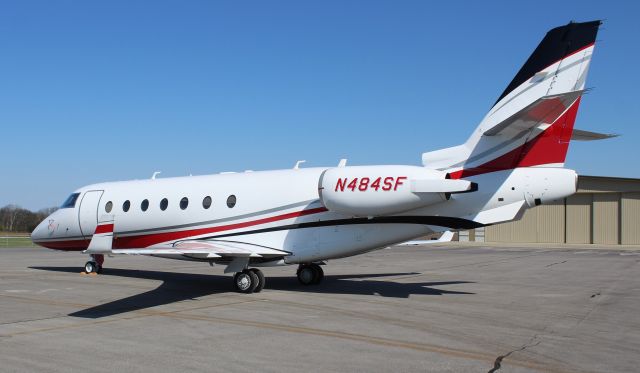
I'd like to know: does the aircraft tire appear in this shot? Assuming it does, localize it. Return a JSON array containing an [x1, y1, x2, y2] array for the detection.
[[250, 268, 265, 293], [297, 265, 317, 285], [234, 270, 258, 293], [312, 264, 324, 284], [84, 261, 97, 274]]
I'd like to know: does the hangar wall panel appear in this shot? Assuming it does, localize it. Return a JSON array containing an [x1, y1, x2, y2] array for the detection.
[[622, 192, 640, 244], [485, 202, 564, 243], [536, 200, 565, 243], [484, 218, 511, 242], [512, 208, 537, 242], [592, 193, 620, 245], [566, 194, 592, 244], [485, 208, 537, 243]]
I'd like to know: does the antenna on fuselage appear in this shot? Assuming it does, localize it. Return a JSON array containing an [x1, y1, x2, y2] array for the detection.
[[294, 160, 306, 169], [338, 159, 347, 167], [151, 171, 161, 180]]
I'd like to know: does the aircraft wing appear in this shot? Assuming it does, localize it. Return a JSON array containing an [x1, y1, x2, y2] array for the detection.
[[85, 216, 289, 273], [111, 240, 290, 260]]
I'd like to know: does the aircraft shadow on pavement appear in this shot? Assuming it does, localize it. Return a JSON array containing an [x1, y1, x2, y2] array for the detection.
[[30, 267, 475, 319]]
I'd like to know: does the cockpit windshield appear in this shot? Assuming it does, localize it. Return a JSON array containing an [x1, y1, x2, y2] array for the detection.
[[61, 193, 80, 208]]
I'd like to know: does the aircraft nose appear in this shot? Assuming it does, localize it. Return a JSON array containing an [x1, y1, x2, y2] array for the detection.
[[31, 219, 47, 242], [31, 215, 57, 243]]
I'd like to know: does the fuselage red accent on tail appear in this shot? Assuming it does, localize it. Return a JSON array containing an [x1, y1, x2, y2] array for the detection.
[[449, 97, 581, 179]]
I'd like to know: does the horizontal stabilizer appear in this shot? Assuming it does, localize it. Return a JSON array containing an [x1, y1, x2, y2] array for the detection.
[[483, 90, 583, 137], [571, 128, 619, 141]]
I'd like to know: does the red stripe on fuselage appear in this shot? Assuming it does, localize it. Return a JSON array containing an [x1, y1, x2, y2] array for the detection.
[[94, 224, 114, 234], [34, 239, 90, 251], [114, 207, 329, 248], [34, 207, 329, 251]]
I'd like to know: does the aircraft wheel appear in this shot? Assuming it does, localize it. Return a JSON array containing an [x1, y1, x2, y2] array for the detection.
[[234, 270, 258, 293], [312, 264, 324, 284], [250, 268, 265, 293], [297, 265, 317, 285], [84, 261, 98, 274]]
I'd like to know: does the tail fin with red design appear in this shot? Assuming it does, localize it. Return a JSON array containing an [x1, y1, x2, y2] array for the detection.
[[422, 21, 603, 178]]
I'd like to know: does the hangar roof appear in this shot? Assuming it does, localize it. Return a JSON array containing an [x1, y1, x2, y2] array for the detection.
[[578, 175, 640, 193]]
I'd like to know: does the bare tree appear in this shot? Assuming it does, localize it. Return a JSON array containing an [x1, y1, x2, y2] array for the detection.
[[4, 205, 20, 232], [0, 205, 58, 233]]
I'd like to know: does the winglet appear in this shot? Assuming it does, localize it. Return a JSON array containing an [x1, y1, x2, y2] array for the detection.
[[84, 215, 114, 254]]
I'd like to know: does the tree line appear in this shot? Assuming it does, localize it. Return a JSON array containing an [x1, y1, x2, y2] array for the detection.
[[0, 205, 58, 233]]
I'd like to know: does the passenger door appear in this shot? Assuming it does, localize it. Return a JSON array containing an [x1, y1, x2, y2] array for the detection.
[[78, 190, 104, 239]]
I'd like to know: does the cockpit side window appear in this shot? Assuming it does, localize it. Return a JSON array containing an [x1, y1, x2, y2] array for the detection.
[[61, 193, 80, 208]]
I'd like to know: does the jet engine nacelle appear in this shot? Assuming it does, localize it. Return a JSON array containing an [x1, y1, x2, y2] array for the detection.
[[318, 165, 474, 216], [515, 167, 578, 207]]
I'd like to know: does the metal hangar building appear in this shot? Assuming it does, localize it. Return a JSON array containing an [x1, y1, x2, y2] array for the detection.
[[459, 175, 640, 245]]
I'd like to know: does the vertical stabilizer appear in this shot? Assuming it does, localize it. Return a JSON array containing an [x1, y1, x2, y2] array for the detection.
[[422, 21, 601, 178]]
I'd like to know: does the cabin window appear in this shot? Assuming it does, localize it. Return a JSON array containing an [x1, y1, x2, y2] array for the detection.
[[141, 199, 149, 211], [60, 193, 80, 208], [226, 195, 236, 208], [105, 201, 113, 213], [202, 196, 212, 209], [180, 197, 189, 210], [122, 200, 131, 212], [160, 198, 168, 211]]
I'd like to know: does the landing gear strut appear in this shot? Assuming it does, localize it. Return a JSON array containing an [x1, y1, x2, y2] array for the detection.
[[297, 263, 324, 285], [84, 254, 104, 274], [233, 268, 265, 293]]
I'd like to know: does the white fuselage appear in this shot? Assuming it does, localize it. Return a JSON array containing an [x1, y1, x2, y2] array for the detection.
[[31, 165, 577, 264]]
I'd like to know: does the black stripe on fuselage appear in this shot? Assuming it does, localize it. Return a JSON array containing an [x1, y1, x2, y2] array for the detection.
[[493, 20, 600, 106], [203, 215, 484, 240], [118, 199, 322, 236]]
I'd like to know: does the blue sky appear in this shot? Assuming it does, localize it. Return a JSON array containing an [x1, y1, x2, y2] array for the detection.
[[1, 1, 638, 210]]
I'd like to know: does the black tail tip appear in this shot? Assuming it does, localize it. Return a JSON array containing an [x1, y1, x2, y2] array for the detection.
[[494, 20, 601, 106]]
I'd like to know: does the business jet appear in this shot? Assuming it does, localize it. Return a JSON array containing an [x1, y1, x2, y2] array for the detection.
[[32, 21, 609, 293]]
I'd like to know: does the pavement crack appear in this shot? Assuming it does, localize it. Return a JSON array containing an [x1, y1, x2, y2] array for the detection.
[[488, 336, 541, 373], [545, 260, 567, 268]]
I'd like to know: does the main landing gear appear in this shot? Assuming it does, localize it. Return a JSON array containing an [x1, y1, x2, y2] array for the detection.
[[297, 263, 324, 285], [232, 264, 324, 293], [233, 268, 265, 294], [84, 254, 104, 274]]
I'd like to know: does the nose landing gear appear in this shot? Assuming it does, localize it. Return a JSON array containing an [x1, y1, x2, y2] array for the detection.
[[84, 254, 104, 274]]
